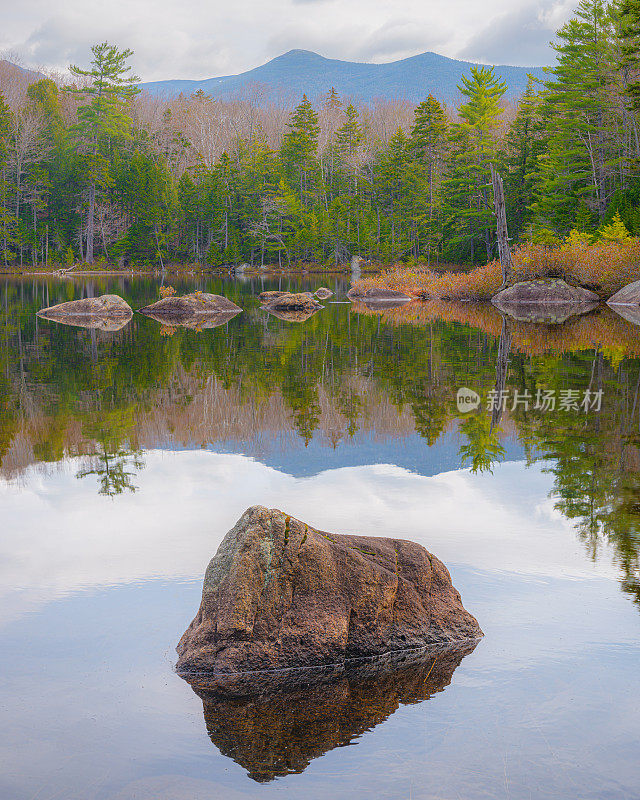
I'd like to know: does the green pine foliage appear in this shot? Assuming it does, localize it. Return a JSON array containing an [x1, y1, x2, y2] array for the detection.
[[2, 6, 640, 270]]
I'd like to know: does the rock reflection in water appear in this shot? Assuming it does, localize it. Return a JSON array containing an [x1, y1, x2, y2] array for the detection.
[[140, 309, 241, 330], [263, 305, 323, 322], [37, 313, 132, 331], [183, 641, 477, 783], [491, 298, 599, 324]]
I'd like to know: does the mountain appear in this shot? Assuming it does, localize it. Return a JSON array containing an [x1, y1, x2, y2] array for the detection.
[[140, 49, 546, 104], [0, 60, 46, 92]]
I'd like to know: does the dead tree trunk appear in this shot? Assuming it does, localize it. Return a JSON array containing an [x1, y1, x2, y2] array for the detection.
[[490, 165, 514, 288]]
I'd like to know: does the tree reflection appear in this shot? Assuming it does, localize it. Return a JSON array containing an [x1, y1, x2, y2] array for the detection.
[[76, 439, 144, 497], [2, 277, 640, 607]]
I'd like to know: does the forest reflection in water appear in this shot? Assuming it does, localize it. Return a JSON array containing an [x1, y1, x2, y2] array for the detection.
[[3, 275, 640, 798], [2, 275, 640, 611]]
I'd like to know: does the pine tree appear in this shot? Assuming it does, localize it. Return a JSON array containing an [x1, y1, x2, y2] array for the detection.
[[280, 95, 320, 209], [69, 43, 140, 263], [410, 95, 448, 259], [501, 76, 547, 239], [533, 0, 622, 232], [444, 66, 507, 261]]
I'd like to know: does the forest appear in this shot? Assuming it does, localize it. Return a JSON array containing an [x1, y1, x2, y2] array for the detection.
[[1, 0, 640, 269]]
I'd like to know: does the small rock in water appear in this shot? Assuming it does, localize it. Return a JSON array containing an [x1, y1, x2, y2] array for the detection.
[[37, 294, 133, 319], [259, 290, 287, 303], [176, 506, 482, 686], [315, 287, 334, 300], [263, 292, 322, 311], [346, 287, 412, 304], [138, 293, 241, 321]]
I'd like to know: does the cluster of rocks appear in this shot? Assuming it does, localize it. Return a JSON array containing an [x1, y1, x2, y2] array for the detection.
[[35, 286, 339, 330], [257, 288, 334, 322]]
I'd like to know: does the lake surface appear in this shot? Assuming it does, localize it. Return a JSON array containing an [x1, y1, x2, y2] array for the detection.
[[1, 275, 639, 800]]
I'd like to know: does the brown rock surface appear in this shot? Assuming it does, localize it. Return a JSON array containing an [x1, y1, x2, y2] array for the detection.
[[138, 293, 241, 320], [607, 279, 640, 306], [347, 287, 412, 304], [492, 279, 599, 306], [37, 294, 133, 320], [263, 292, 321, 311], [314, 287, 334, 300], [185, 641, 477, 781], [176, 506, 482, 682], [259, 290, 288, 303]]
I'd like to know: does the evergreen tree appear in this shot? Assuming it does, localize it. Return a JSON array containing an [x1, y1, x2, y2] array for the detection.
[[500, 77, 547, 239], [533, 0, 622, 232], [444, 66, 506, 261], [410, 95, 448, 260], [280, 95, 320, 209], [0, 93, 12, 264], [69, 43, 140, 263]]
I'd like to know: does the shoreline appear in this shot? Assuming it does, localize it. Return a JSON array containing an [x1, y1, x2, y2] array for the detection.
[[0, 267, 363, 278]]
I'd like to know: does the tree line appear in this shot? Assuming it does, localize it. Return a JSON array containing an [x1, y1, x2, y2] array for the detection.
[[1, 0, 640, 268]]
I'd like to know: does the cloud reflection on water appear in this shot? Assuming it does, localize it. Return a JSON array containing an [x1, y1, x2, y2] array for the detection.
[[0, 450, 617, 627]]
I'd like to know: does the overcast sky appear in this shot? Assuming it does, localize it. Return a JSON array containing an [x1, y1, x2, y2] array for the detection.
[[1, 0, 576, 82]]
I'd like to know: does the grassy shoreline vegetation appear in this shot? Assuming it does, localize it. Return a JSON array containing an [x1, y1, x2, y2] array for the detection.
[[353, 233, 640, 300], [2, 0, 640, 280]]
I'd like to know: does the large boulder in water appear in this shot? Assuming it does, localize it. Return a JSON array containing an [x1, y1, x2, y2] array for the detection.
[[492, 279, 598, 306], [176, 506, 482, 686], [492, 279, 599, 322], [37, 294, 133, 321], [138, 292, 241, 322], [607, 280, 640, 306]]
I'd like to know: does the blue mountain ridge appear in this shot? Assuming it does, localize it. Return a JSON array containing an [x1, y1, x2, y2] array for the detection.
[[141, 48, 546, 103]]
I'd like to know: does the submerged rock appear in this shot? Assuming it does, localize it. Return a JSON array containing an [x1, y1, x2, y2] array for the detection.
[[176, 506, 482, 684], [138, 293, 241, 321], [607, 280, 640, 306], [185, 641, 477, 782], [346, 287, 412, 305], [37, 294, 133, 321], [263, 292, 322, 311], [314, 287, 334, 300], [492, 279, 599, 306]]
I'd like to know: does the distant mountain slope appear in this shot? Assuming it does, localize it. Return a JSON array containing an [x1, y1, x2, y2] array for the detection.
[[0, 60, 46, 92], [141, 49, 546, 103]]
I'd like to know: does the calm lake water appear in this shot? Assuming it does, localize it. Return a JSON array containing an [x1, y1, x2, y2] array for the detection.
[[1, 275, 640, 800]]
